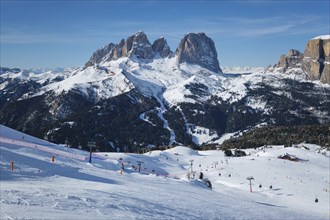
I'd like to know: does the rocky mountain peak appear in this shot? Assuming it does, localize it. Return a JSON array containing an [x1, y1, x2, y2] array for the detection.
[[119, 31, 154, 60], [85, 32, 155, 67], [270, 35, 329, 84], [276, 49, 303, 73], [288, 49, 303, 57], [85, 42, 116, 67], [152, 37, 171, 58], [85, 32, 222, 73], [176, 32, 222, 73], [302, 35, 330, 84]]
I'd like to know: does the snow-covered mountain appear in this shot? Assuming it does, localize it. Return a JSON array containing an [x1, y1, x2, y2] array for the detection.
[[1, 32, 330, 150], [1, 125, 329, 219]]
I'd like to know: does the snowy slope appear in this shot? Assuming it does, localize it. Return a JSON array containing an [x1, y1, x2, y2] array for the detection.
[[1, 125, 329, 219], [312, 35, 330, 40], [8, 58, 325, 109], [1, 52, 330, 147], [3, 59, 262, 105]]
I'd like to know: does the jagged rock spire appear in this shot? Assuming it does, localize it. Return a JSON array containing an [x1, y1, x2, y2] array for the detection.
[[85, 32, 222, 74], [152, 37, 171, 58], [176, 33, 222, 73]]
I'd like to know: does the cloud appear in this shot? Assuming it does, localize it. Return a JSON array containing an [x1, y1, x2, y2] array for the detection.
[[185, 15, 326, 37], [238, 25, 294, 37], [1, 14, 327, 44]]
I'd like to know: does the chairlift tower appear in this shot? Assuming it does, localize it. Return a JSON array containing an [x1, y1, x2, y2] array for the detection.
[[247, 176, 254, 192], [189, 159, 194, 179], [88, 141, 96, 163], [137, 160, 144, 173]]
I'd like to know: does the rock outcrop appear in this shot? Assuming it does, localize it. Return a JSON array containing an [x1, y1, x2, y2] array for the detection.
[[176, 33, 222, 73], [277, 49, 303, 72], [85, 32, 156, 67], [302, 36, 330, 84], [85, 43, 116, 67], [85, 32, 222, 73], [152, 37, 171, 58], [272, 35, 329, 84], [123, 32, 155, 59]]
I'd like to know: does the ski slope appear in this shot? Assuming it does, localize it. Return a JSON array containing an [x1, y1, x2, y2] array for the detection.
[[0, 125, 329, 219]]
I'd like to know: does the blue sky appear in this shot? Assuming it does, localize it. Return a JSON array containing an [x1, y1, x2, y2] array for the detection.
[[1, 0, 329, 68]]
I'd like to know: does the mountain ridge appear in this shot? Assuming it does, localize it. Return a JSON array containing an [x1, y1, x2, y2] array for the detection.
[[269, 35, 330, 84], [0, 32, 329, 150]]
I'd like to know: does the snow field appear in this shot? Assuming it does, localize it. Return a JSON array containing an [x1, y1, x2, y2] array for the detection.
[[4, 57, 329, 146], [1, 125, 329, 219]]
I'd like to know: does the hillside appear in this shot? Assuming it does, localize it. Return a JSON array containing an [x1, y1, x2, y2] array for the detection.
[[1, 125, 329, 219], [219, 124, 330, 150], [1, 33, 330, 150]]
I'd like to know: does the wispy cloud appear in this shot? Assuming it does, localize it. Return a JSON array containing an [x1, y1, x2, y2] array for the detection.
[[238, 24, 294, 37], [1, 14, 327, 44], [179, 15, 326, 37]]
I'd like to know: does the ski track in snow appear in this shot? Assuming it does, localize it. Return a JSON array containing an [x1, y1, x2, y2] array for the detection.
[[154, 94, 176, 145], [1, 125, 329, 219]]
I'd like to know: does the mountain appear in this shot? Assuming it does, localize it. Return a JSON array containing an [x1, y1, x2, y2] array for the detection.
[[85, 32, 157, 67], [270, 35, 330, 84], [176, 32, 222, 73], [1, 33, 329, 151], [302, 35, 330, 84]]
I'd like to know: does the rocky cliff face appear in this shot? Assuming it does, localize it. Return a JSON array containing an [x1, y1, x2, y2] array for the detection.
[[122, 32, 155, 59], [272, 35, 329, 84], [85, 32, 156, 67], [176, 33, 222, 73], [302, 36, 330, 84], [152, 37, 171, 58], [86, 32, 222, 73], [277, 49, 303, 73], [85, 43, 116, 67]]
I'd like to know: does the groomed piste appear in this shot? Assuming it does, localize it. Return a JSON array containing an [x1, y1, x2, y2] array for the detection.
[[1, 124, 329, 219]]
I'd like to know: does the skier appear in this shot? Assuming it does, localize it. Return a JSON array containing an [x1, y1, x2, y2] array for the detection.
[[199, 172, 203, 179]]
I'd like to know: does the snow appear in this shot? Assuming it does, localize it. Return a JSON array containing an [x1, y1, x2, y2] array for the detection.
[[191, 130, 217, 145], [1, 53, 327, 109], [139, 111, 156, 127], [245, 96, 267, 111], [32, 65, 133, 101], [217, 71, 264, 104], [187, 125, 218, 145], [221, 66, 265, 74], [2, 56, 330, 147], [1, 125, 329, 219], [312, 35, 330, 40], [212, 132, 237, 145], [163, 76, 198, 105]]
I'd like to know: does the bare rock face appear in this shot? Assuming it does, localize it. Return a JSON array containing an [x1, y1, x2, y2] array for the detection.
[[271, 35, 329, 84], [85, 32, 155, 67], [277, 49, 303, 72], [85, 43, 116, 67], [85, 32, 222, 73], [123, 31, 155, 59], [176, 33, 222, 73], [302, 36, 330, 84], [112, 39, 125, 60], [152, 37, 171, 58]]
